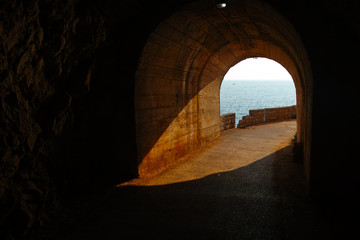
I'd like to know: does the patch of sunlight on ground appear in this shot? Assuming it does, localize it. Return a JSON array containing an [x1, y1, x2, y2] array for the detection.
[[118, 120, 297, 187]]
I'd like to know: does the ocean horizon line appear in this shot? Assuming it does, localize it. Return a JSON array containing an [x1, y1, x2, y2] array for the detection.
[[223, 79, 293, 81]]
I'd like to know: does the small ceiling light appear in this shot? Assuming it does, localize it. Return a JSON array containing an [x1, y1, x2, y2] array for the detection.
[[217, 3, 226, 8], [215, 0, 227, 9]]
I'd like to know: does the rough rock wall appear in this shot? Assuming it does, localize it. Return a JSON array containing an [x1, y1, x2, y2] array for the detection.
[[0, 0, 149, 238], [0, 0, 108, 238]]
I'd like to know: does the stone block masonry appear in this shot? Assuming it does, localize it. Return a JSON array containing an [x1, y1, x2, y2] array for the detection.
[[220, 113, 236, 131], [237, 106, 296, 128]]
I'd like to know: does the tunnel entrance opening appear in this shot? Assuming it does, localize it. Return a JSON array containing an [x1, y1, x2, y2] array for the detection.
[[220, 57, 297, 129], [135, 0, 312, 184]]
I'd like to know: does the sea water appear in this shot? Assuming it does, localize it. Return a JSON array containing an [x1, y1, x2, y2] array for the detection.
[[220, 80, 296, 123]]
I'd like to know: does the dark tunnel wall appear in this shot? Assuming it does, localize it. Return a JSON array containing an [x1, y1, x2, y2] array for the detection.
[[270, 0, 360, 206], [0, 0, 359, 239]]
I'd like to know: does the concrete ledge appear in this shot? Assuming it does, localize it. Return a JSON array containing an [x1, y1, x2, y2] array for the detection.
[[220, 113, 235, 131], [237, 106, 296, 128]]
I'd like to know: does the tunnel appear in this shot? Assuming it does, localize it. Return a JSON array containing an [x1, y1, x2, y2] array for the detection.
[[135, 0, 311, 180], [0, 0, 360, 239]]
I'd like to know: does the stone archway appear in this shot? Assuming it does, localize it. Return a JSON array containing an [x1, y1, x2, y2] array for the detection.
[[135, 0, 313, 181]]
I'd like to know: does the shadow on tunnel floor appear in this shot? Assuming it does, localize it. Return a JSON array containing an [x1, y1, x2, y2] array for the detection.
[[48, 145, 335, 240]]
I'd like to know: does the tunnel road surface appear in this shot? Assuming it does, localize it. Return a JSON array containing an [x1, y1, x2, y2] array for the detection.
[[53, 120, 332, 240]]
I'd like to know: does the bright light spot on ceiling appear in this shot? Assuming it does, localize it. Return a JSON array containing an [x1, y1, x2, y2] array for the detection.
[[216, 3, 227, 9]]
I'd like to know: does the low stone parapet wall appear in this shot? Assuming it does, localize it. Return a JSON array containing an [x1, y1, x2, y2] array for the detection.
[[237, 105, 296, 128], [220, 113, 236, 131]]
